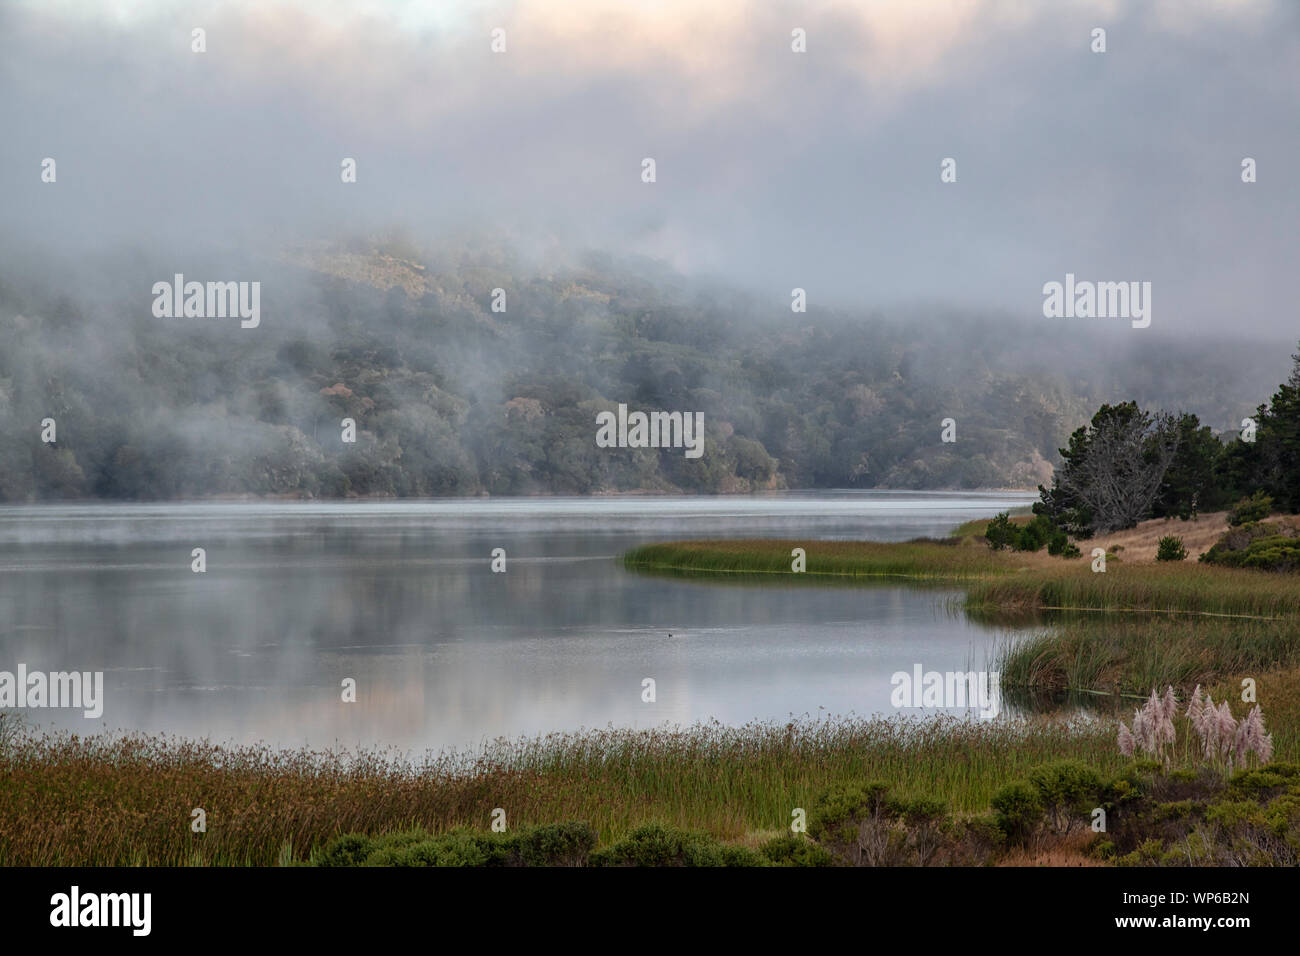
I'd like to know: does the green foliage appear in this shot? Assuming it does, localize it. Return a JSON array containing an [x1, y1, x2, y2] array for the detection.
[[1228, 491, 1273, 526], [314, 833, 375, 867], [989, 780, 1043, 846], [1014, 514, 1056, 552], [1156, 536, 1187, 562], [807, 781, 892, 847], [588, 823, 763, 867], [1026, 761, 1105, 833], [313, 822, 597, 867], [1202, 520, 1300, 571], [984, 512, 1017, 551], [985, 512, 1073, 556], [1153, 413, 1229, 519], [519, 821, 598, 867], [998, 616, 1300, 698], [758, 835, 834, 867]]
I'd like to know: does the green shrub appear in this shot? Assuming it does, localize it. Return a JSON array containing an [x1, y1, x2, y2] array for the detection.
[[807, 781, 891, 844], [362, 830, 512, 867], [1015, 514, 1057, 552], [984, 513, 1017, 551], [588, 823, 761, 867], [519, 821, 597, 866], [990, 780, 1043, 846], [1156, 536, 1187, 561], [1026, 761, 1105, 834], [315, 823, 595, 867], [1201, 521, 1300, 571], [758, 835, 834, 867], [1228, 492, 1273, 527], [314, 833, 376, 867]]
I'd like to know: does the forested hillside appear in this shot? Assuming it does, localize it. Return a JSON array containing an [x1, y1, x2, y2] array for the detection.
[[0, 239, 1283, 500]]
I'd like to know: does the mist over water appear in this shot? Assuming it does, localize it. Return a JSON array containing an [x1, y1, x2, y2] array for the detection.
[[0, 491, 1032, 753]]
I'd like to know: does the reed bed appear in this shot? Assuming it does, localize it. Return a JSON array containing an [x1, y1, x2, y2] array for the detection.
[[965, 563, 1300, 619], [999, 617, 1300, 697], [0, 714, 1117, 866]]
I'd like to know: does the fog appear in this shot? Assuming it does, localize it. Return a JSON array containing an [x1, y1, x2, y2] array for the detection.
[[2, 0, 1297, 334], [0, 1, 1296, 503]]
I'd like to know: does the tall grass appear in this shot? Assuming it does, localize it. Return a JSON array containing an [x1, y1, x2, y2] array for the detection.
[[999, 617, 1300, 697], [0, 714, 1117, 866], [966, 563, 1300, 619]]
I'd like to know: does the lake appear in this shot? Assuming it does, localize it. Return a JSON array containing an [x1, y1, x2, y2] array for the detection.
[[0, 491, 1035, 753]]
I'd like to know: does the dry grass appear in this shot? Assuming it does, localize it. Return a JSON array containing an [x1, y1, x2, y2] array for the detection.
[[996, 829, 1106, 867], [1088, 511, 1224, 562]]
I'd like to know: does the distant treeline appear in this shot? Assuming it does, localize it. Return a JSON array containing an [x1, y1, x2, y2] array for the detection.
[[0, 243, 1286, 501]]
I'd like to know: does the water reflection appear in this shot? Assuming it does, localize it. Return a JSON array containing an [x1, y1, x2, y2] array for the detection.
[[0, 491, 1038, 752]]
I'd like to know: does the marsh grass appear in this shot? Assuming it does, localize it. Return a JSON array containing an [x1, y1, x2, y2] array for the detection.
[[627, 538, 1300, 620], [0, 714, 1118, 866], [965, 563, 1300, 619], [999, 617, 1300, 698], [624, 538, 1011, 581]]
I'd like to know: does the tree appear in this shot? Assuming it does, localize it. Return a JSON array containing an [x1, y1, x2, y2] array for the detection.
[[1151, 413, 1225, 519], [1253, 344, 1300, 512], [1039, 402, 1181, 535]]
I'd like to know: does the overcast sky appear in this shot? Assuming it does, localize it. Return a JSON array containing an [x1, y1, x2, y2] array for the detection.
[[2, 0, 1297, 340]]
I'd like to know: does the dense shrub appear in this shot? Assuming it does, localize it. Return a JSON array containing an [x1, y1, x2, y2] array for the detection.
[[758, 835, 835, 867], [588, 823, 764, 867], [1228, 492, 1273, 527], [990, 780, 1043, 847], [1156, 536, 1187, 562], [984, 513, 1017, 551], [1015, 515, 1056, 552], [984, 512, 1074, 557], [519, 822, 599, 866], [807, 781, 894, 864], [1201, 520, 1300, 571], [1026, 761, 1105, 834], [314, 823, 597, 867]]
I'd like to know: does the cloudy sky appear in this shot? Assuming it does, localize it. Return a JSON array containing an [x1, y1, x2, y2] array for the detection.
[[2, 0, 1297, 338]]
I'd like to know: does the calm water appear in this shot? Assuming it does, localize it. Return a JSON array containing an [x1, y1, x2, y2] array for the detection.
[[0, 491, 1034, 753]]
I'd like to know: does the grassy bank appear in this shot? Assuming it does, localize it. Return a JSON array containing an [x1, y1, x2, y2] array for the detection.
[[625, 535, 1300, 620], [965, 563, 1300, 619], [623, 538, 1013, 581]]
